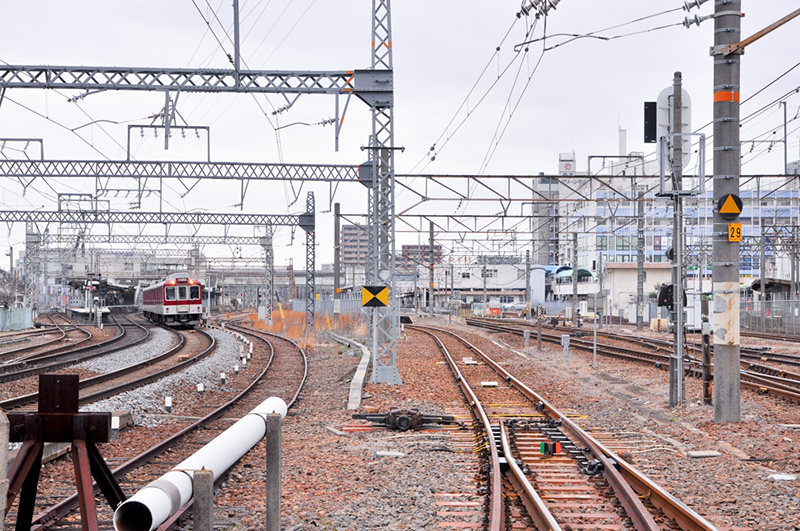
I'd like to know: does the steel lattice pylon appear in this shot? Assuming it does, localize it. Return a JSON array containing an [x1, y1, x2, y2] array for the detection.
[[24, 225, 40, 311], [368, 0, 401, 384], [305, 192, 316, 333], [261, 228, 274, 326]]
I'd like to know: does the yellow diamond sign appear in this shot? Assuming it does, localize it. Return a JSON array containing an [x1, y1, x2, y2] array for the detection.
[[362, 286, 389, 307]]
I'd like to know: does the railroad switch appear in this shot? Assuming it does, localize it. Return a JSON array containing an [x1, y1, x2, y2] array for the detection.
[[579, 459, 604, 476], [352, 408, 462, 431]]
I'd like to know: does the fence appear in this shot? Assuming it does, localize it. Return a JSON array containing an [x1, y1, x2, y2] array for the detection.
[[0, 308, 34, 331], [292, 294, 365, 317], [741, 294, 800, 335]]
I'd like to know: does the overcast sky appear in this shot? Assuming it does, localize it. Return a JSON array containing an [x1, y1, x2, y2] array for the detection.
[[0, 1, 798, 268]]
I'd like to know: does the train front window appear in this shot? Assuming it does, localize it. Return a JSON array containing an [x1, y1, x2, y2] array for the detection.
[[190, 286, 200, 300], [165, 287, 176, 301], [178, 286, 188, 300]]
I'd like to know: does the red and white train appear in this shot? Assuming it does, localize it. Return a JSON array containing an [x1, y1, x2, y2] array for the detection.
[[141, 273, 204, 327]]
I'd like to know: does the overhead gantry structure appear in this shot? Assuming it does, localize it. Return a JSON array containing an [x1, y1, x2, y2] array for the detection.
[[0, 1, 396, 367]]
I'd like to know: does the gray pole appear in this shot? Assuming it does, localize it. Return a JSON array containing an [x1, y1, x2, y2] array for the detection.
[[537, 318, 542, 351], [712, 1, 742, 422], [525, 250, 531, 320], [670, 72, 685, 407], [483, 256, 488, 317], [759, 177, 766, 332], [265, 413, 282, 531], [429, 221, 435, 317], [593, 291, 598, 369], [598, 252, 604, 329], [193, 468, 214, 531], [449, 262, 454, 324], [572, 233, 578, 327], [232, 0, 241, 74], [637, 191, 645, 329], [334, 203, 341, 321], [788, 101, 798, 319]]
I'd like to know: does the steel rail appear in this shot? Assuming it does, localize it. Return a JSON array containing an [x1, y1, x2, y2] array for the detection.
[[0, 316, 70, 361], [420, 325, 662, 531], [0, 315, 137, 383], [412, 327, 504, 531], [27, 323, 305, 530], [416, 324, 720, 531], [0, 318, 93, 366], [469, 319, 800, 403], [498, 422, 562, 531], [0, 320, 213, 410], [155, 323, 308, 531]]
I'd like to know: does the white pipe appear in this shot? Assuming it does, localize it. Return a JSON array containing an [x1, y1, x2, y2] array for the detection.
[[113, 396, 287, 531]]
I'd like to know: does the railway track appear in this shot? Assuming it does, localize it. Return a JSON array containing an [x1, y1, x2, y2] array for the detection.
[[0, 321, 212, 412], [0, 315, 143, 383], [466, 318, 800, 403], [0, 314, 92, 366], [7, 323, 307, 530], [409, 324, 718, 531]]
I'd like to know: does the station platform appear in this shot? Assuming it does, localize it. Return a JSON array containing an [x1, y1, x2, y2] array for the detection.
[[66, 306, 111, 324]]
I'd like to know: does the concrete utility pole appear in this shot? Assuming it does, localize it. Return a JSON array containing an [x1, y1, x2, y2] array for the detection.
[[597, 252, 604, 329], [525, 250, 531, 320], [712, 1, 742, 422], [429, 222, 435, 316], [759, 178, 766, 332], [333, 203, 341, 321], [670, 72, 685, 407], [636, 191, 645, 330], [572, 233, 578, 327], [483, 256, 488, 317], [449, 262, 454, 324]]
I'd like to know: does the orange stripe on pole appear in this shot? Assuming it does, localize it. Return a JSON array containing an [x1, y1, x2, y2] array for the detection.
[[714, 91, 740, 103]]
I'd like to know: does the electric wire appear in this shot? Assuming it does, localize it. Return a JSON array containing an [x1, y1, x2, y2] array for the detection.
[[405, 16, 523, 175]]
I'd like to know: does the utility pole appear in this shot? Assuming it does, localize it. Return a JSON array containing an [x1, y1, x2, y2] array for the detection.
[[597, 252, 604, 329], [572, 233, 578, 327], [429, 222, 435, 317], [670, 71, 685, 407], [759, 177, 766, 332], [333, 203, 341, 322], [525, 250, 531, 320], [449, 262, 454, 324], [712, 1, 742, 422], [637, 191, 645, 330], [483, 256, 488, 317]]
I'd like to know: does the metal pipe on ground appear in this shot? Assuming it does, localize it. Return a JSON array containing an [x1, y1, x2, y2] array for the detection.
[[113, 396, 288, 531]]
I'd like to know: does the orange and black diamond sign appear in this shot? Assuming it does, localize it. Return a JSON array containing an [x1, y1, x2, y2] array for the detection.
[[362, 286, 389, 307]]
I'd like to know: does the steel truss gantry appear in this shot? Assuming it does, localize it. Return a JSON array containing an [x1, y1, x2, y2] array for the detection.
[[49, 234, 265, 246], [2, 2, 394, 357], [0, 210, 311, 227], [16, 209, 314, 313], [0, 66, 387, 100]]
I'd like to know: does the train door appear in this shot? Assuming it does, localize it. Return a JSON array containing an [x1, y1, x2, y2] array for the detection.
[[177, 285, 189, 316]]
